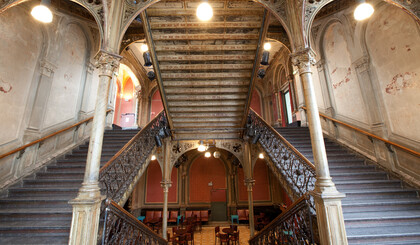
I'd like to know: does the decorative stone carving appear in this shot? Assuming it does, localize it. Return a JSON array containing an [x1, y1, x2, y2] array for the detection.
[[94, 50, 122, 77], [353, 56, 370, 73], [290, 48, 316, 73]]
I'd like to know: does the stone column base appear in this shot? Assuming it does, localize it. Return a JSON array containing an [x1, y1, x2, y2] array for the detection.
[[310, 190, 348, 245], [68, 196, 105, 245]]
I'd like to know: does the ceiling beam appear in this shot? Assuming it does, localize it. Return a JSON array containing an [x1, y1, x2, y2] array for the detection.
[[152, 33, 259, 41], [161, 72, 251, 79], [155, 44, 257, 52], [165, 87, 249, 94], [146, 9, 264, 17], [163, 80, 249, 87], [159, 63, 253, 70], [157, 54, 255, 61], [150, 22, 261, 29], [166, 94, 247, 101]]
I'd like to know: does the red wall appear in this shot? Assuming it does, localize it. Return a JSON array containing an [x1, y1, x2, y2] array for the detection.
[[189, 156, 226, 203], [238, 159, 271, 201], [250, 90, 262, 116], [145, 160, 178, 203], [151, 90, 163, 119], [113, 82, 121, 125]]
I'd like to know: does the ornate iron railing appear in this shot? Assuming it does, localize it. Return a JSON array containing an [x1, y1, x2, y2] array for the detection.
[[247, 110, 316, 210], [101, 199, 168, 245], [249, 194, 316, 245], [99, 111, 168, 204]]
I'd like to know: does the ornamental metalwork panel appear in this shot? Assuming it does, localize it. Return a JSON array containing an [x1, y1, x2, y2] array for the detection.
[[247, 110, 316, 211], [101, 199, 168, 245], [249, 195, 316, 245], [99, 111, 168, 204]]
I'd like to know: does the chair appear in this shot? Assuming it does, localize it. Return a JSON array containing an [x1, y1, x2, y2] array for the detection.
[[185, 225, 194, 245], [185, 211, 193, 219], [219, 233, 229, 245], [230, 224, 238, 231], [214, 226, 220, 245], [173, 234, 187, 245], [238, 209, 247, 223], [168, 210, 178, 224], [193, 214, 201, 231], [144, 210, 155, 224], [200, 210, 209, 223], [229, 231, 239, 245]]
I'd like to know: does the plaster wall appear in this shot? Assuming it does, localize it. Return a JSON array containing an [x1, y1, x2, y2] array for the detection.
[[323, 22, 368, 123], [0, 6, 42, 146], [44, 23, 87, 128], [312, 63, 325, 110], [366, 4, 420, 143]]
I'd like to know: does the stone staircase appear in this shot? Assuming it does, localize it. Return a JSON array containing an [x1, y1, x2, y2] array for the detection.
[[277, 127, 420, 245], [0, 129, 138, 244]]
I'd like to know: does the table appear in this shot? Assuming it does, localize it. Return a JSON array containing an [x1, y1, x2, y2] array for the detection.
[[230, 215, 239, 224], [222, 228, 234, 234]]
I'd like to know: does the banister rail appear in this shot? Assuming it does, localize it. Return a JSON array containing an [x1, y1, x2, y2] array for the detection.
[[302, 106, 420, 158], [99, 111, 168, 205], [247, 109, 316, 210], [101, 199, 168, 245], [249, 193, 317, 245], [0, 109, 112, 160]]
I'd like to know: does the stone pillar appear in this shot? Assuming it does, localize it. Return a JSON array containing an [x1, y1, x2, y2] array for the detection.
[[274, 92, 282, 126], [68, 51, 121, 245], [245, 178, 255, 237], [291, 48, 348, 245], [161, 180, 171, 239]]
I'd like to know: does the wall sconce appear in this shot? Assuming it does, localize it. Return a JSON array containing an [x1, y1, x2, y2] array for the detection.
[[257, 69, 266, 79], [205, 151, 211, 158], [258, 153, 264, 159], [260, 51, 269, 66], [151, 155, 156, 161], [252, 133, 261, 144], [143, 51, 152, 67], [147, 71, 155, 80], [213, 151, 221, 158], [354, 0, 374, 21]]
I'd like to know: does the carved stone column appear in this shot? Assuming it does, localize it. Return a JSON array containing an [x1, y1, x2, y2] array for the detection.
[[161, 138, 172, 239], [291, 49, 348, 245], [274, 92, 282, 126], [69, 51, 121, 245]]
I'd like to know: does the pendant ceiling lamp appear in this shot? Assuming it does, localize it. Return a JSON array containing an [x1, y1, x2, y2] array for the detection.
[[31, 0, 53, 23], [197, 0, 213, 21]]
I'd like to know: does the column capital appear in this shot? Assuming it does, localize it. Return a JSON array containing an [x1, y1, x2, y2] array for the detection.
[[315, 58, 325, 72], [161, 180, 172, 191], [86, 62, 95, 74], [94, 50, 122, 77], [244, 178, 255, 191], [290, 48, 316, 74]]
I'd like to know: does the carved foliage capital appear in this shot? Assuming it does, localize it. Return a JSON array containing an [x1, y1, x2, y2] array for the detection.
[[353, 56, 370, 73], [94, 50, 122, 77], [290, 48, 316, 73], [40, 60, 57, 77]]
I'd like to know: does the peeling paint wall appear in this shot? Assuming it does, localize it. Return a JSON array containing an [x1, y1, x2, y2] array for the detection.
[[44, 23, 87, 128], [323, 22, 368, 123], [0, 6, 42, 146], [366, 4, 420, 142]]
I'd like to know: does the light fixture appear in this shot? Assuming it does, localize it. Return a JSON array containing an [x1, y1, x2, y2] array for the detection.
[[197, 141, 206, 152], [31, 0, 53, 23], [354, 1, 374, 21], [263, 42, 271, 51], [196, 1, 213, 21], [261, 51, 270, 66], [151, 155, 156, 161], [155, 135, 162, 147], [213, 151, 221, 158], [205, 151, 211, 158], [259, 153, 264, 159], [141, 44, 149, 52], [143, 51, 152, 67]]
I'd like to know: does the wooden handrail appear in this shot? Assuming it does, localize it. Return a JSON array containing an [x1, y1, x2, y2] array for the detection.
[[250, 109, 316, 170], [0, 109, 112, 160], [302, 106, 420, 158]]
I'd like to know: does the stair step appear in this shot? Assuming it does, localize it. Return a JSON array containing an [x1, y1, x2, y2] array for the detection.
[[342, 198, 420, 212], [9, 187, 79, 197], [22, 179, 82, 188], [0, 197, 71, 209], [0, 235, 68, 244], [35, 172, 84, 179], [331, 172, 388, 181], [342, 188, 418, 199], [336, 179, 402, 190], [0, 208, 72, 221]]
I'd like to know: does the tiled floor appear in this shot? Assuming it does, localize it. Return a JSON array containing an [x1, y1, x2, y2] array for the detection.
[[168, 225, 251, 245]]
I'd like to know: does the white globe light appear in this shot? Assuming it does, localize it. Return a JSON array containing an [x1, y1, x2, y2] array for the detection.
[[196, 2, 213, 21], [151, 155, 156, 161], [354, 3, 374, 21], [141, 44, 149, 52], [259, 153, 264, 159], [31, 5, 53, 23], [205, 151, 211, 158], [213, 151, 221, 158], [197, 144, 206, 152], [263, 42, 271, 51]]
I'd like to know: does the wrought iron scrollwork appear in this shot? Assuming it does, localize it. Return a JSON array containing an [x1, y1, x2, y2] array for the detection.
[[99, 111, 168, 204], [246, 110, 316, 211], [101, 199, 167, 245], [249, 194, 316, 245]]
